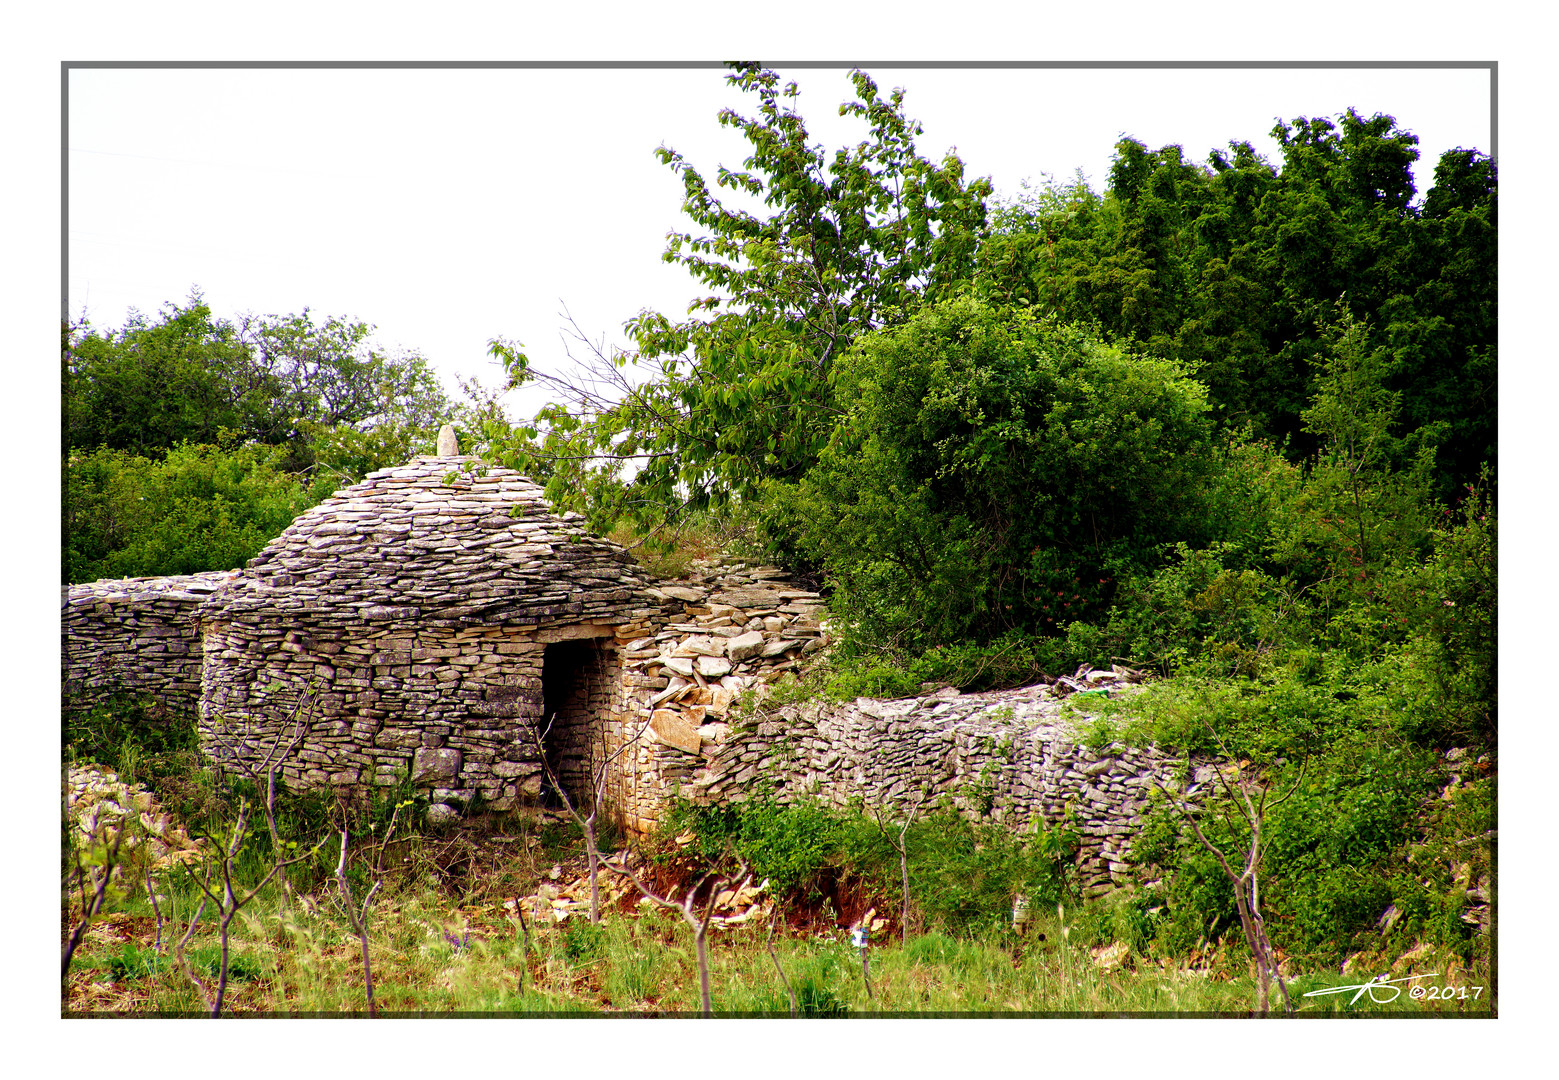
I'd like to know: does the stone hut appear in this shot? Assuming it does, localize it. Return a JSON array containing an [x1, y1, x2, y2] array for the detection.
[[195, 454, 663, 820], [64, 445, 1194, 891]]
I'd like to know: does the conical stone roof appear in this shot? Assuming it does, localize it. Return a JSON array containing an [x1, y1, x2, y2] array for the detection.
[[204, 456, 656, 629]]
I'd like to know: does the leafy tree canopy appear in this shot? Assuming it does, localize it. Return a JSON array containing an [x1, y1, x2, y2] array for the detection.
[[975, 109, 1495, 496], [471, 64, 992, 533], [66, 292, 451, 479], [777, 296, 1217, 648], [64, 292, 452, 581], [65, 439, 322, 584]]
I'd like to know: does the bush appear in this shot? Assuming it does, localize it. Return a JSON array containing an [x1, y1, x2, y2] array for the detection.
[[1129, 736, 1439, 962], [666, 797, 1078, 935], [824, 631, 1103, 697], [65, 440, 322, 583], [65, 692, 199, 780], [667, 797, 888, 899], [562, 918, 608, 964], [779, 298, 1217, 650], [907, 810, 1077, 933], [1387, 475, 1496, 746]]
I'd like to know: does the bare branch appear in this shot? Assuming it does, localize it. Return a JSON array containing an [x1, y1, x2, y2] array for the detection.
[[60, 807, 129, 980], [765, 912, 797, 1018], [613, 848, 750, 1017]]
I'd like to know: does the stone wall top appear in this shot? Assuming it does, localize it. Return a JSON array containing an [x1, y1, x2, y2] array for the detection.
[[64, 570, 237, 608]]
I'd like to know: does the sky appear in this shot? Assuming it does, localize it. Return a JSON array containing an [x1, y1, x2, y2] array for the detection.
[[66, 63, 1495, 420]]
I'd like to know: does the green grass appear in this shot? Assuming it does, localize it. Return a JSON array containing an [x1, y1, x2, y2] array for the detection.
[[63, 870, 1491, 1016], [63, 690, 1493, 1018]]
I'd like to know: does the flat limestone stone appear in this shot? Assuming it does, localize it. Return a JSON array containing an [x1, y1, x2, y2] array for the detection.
[[726, 630, 766, 661], [650, 709, 702, 754], [696, 655, 732, 678]]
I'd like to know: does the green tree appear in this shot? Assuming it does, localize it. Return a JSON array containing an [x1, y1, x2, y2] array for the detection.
[[65, 297, 261, 456], [472, 64, 992, 533], [974, 110, 1495, 497], [781, 297, 1216, 648], [1280, 308, 1434, 584], [66, 295, 451, 480], [237, 308, 449, 475], [65, 440, 322, 583]]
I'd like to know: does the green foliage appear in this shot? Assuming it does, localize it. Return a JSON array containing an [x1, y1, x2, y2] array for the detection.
[[96, 941, 171, 982], [468, 64, 991, 537], [65, 439, 323, 583], [185, 944, 269, 982], [668, 797, 1077, 936], [64, 297, 451, 584], [561, 917, 609, 965], [669, 796, 888, 898], [975, 112, 1495, 497], [906, 811, 1076, 932], [820, 630, 1105, 699], [782, 297, 1215, 649], [65, 692, 199, 773], [65, 297, 258, 457], [1389, 472, 1496, 745], [790, 957, 851, 1017], [1127, 736, 1441, 962], [66, 296, 450, 477]]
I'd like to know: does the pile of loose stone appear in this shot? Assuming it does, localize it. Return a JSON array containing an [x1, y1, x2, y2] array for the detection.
[[65, 765, 208, 878], [610, 561, 831, 825], [506, 846, 773, 928]]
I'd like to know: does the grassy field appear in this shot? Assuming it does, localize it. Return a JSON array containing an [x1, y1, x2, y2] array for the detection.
[[62, 813, 1492, 1019]]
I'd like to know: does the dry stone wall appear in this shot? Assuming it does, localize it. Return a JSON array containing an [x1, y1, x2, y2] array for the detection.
[[62, 572, 234, 717], [679, 671, 1209, 897]]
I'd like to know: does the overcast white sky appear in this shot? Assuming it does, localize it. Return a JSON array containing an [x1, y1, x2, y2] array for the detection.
[[67, 64, 1493, 419]]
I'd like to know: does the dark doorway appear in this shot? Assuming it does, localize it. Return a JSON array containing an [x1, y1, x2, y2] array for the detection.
[[540, 638, 604, 809]]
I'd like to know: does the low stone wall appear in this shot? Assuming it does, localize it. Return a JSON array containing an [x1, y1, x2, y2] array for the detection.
[[679, 672, 1210, 897], [62, 572, 234, 717]]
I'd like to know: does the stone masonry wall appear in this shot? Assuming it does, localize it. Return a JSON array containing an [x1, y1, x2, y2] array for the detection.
[[593, 561, 831, 834], [62, 572, 234, 717], [63, 548, 1196, 896], [678, 672, 1211, 898]]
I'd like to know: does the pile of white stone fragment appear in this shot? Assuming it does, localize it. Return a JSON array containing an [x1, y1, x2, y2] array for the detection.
[[504, 841, 775, 928], [65, 765, 208, 877]]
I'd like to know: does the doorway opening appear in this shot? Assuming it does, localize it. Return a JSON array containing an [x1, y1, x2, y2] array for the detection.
[[539, 638, 607, 810]]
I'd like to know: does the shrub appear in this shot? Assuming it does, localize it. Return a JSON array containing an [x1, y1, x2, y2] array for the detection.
[[562, 918, 608, 965], [668, 797, 886, 899], [780, 297, 1217, 650], [65, 692, 199, 770], [906, 810, 1076, 934], [666, 797, 1077, 935], [1131, 737, 1439, 962], [65, 440, 322, 583]]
